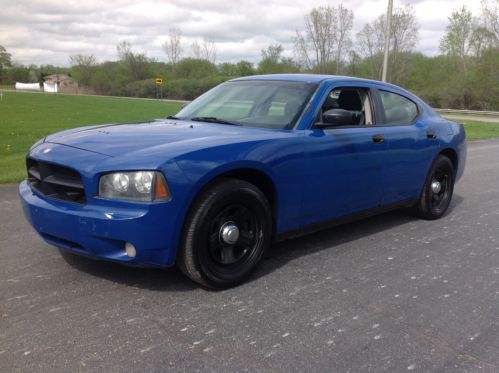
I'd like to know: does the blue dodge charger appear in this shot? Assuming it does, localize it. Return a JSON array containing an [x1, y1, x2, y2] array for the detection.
[[20, 74, 466, 288]]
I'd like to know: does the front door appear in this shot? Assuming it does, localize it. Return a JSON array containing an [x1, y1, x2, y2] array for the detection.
[[301, 85, 386, 226]]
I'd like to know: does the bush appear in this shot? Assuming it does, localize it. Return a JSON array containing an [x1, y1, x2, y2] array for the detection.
[[4, 66, 31, 83], [235, 61, 255, 76], [89, 62, 129, 96], [172, 58, 218, 79], [125, 79, 157, 98]]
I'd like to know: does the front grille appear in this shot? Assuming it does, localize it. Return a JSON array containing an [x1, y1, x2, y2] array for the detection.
[[27, 158, 86, 204]]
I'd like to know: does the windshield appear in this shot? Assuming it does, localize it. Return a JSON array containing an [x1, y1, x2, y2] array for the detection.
[[174, 80, 318, 130]]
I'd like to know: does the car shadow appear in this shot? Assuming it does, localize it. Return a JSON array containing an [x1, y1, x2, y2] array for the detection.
[[60, 194, 464, 291], [59, 251, 198, 292], [254, 211, 414, 280], [252, 193, 465, 281]]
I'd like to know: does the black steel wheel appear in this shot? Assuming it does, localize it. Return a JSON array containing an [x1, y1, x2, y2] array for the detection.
[[178, 178, 272, 289], [415, 155, 455, 220]]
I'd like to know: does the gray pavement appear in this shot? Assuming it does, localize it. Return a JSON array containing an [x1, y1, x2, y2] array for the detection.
[[1, 139, 499, 372]]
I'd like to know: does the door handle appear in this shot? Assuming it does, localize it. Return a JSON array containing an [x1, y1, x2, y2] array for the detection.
[[427, 131, 437, 139], [372, 134, 384, 144]]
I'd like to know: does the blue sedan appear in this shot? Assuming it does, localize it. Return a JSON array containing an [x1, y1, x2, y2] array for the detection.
[[19, 74, 466, 288]]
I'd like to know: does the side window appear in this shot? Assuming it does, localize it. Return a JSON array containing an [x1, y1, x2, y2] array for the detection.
[[379, 90, 418, 125], [320, 87, 374, 126]]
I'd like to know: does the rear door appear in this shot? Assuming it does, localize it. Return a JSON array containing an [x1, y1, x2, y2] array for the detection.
[[373, 89, 440, 205]]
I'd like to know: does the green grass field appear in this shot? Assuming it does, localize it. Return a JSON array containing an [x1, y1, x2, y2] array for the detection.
[[457, 120, 499, 140], [0, 92, 182, 183], [1, 91, 498, 183]]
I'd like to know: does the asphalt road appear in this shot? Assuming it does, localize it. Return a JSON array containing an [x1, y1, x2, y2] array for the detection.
[[1, 140, 499, 373]]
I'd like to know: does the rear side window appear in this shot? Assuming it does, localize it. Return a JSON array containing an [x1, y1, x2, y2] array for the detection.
[[379, 90, 418, 125]]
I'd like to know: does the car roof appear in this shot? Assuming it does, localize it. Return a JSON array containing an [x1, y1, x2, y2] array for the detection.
[[231, 73, 407, 91], [231, 73, 381, 84]]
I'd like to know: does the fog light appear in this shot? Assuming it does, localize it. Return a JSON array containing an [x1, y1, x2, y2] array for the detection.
[[125, 242, 136, 258]]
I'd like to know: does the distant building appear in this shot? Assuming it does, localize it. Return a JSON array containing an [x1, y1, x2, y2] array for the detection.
[[44, 74, 78, 93], [44, 74, 71, 84]]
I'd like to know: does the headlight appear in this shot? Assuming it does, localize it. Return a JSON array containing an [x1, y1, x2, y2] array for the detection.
[[99, 171, 170, 201]]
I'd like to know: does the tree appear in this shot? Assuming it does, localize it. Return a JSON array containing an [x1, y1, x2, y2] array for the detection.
[[261, 44, 283, 64], [69, 54, 97, 87], [294, 5, 353, 73], [162, 28, 183, 65], [469, 26, 497, 59], [235, 61, 255, 76], [258, 44, 299, 74], [116, 40, 132, 61], [356, 21, 384, 79], [172, 58, 217, 79], [87, 61, 133, 96], [116, 40, 149, 81], [439, 7, 475, 72], [440, 5, 498, 72], [202, 38, 217, 64], [345, 50, 363, 77], [470, 47, 499, 110], [218, 62, 238, 76], [4, 66, 30, 84], [334, 5, 354, 73], [191, 37, 217, 63], [0, 45, 12, 83], [0, 45, 11, 69], [191, 41, 201, 59], [217, 61, 255, 77], [356, 6, 418, 83], [482, 0, 499, 40]]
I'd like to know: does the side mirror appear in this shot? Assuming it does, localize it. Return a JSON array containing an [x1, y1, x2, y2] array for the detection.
[[316, 108, 360, 128]]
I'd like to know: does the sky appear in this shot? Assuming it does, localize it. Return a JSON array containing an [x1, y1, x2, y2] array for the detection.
[[0, 0, 484, 67]]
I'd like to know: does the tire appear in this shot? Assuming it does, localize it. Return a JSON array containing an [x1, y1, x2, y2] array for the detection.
[[178, 178, 272, 289], [415, 155, 455, 220]]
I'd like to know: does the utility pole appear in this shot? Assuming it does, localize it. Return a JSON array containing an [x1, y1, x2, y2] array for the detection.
[[382, 0, 393, 82]]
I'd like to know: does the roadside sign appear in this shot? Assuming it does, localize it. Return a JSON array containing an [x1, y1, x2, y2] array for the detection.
[[155, 78, 164, 99]]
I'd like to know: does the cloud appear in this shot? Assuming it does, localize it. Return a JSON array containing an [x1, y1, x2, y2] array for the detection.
[[0, 0, 485, 66]]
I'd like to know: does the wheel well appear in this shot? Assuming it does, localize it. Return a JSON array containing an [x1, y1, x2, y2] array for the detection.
[[189, 168, 277, 230], [439, 148, 458, 172], [223, 168, 277, 220]]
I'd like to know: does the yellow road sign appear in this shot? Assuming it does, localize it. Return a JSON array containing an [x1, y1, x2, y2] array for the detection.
[[155, 78, 163, 85]]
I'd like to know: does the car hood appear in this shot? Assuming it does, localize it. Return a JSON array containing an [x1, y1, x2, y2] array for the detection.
[[43, 119, 291, 158]]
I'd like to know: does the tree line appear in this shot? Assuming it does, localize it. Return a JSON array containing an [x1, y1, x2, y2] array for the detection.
[[0, 1, 498, 110]]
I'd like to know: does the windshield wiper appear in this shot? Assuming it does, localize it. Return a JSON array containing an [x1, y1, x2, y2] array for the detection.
[[167, 115, 181, 120], [190, 117, 241, 126]]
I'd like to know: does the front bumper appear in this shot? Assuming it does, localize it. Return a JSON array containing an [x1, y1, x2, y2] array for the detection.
[[19, 180, 176, 267]]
